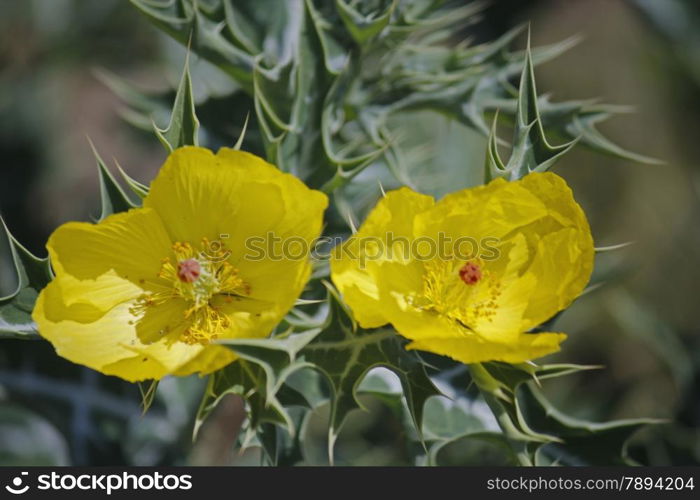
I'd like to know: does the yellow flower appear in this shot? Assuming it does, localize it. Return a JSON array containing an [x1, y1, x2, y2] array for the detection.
[[330, 172, 593, 364], [32, 147, 328, 381]]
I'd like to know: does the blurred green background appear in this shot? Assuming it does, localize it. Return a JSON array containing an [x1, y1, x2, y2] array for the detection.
[[0, 0, 698, 465]]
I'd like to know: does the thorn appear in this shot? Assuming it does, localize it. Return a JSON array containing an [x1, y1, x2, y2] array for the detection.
[[234, 112, 250, 150], [526, 23, 532, 51], [346, 212, 357, 234], [595, 241, 635, 252]]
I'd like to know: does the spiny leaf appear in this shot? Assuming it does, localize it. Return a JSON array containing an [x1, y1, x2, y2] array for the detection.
[[88, 140, 136, 219], [219, 328, 322, 411], [471, 361, 661, 465], [194, 358, 296, 441], [257, 409, 309, 466], [130, 0, 255, 87], [305, 0, 350, 75], [195, 328, 322, 443], [519, 384, 665, 465], [469, 363, 557, 446], [132, 1, 657, 196], [115, 160, 150, 200], [567, 113, 664, 165], [209, 283, 439, 465], [0, 218, 52, 339], [154, 50, 200, 152], [481, 361, 602, 393], [428, 431, 519, 466], [486, 42, 577, 181], [468, 362, 605, 463], [335, 0, 397, 45], [302, 283, 439, 464]]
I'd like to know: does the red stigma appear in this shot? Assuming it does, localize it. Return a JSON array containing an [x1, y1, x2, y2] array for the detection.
[[177, 258, 201, 283], [459, 261, 482, 285]]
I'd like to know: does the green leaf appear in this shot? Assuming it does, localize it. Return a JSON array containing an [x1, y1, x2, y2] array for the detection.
[[115, 161, 150, 200], [88, 140, 137, 220], [219, 328, 322, 428], [566, 112, 663, 165], [305, 0, 350, 74], [421, 396, 486, 442], [201, 283, 439, 465], [485, 41, 577, 181], [0, 218, 52, 339], [470, 361, 661, 465], [335, 0, 396, 45], [133, 0, 657, 197], [469, 362, 606, 464], [194, 326, 323, 450], [469, 363, 557, 449], [301, 283, 439, 464], [194, 357, 299, 442], [519, 384, 665, 465], [429, 431, 519, 466], [256, 409, 310, 465], [154, 50, 200, 152]]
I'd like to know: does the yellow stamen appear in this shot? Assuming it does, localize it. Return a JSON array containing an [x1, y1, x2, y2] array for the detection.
[[131, 238, 250, 345]]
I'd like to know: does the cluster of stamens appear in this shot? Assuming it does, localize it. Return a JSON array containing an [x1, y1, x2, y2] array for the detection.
[[129, 238, 250, 345], [414, 258, 502, 332]]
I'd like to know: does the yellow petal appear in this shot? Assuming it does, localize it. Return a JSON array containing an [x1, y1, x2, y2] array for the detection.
[[33, 275, 207, 382], [414, 177, 549, 243], [372, 267, 565, 363], [145, 147, 328, 326], [134, 297, 188, 344], [40, 269, 142, 320], [172, 346, 238, 377], [405, 332, 566, 364], [47, 207, 173, 292], [516, 172, 594, 329], [330, 187, 433, 328]]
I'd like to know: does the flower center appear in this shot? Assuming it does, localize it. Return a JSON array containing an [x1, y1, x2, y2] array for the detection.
[[130, 238, 250, 345], [177, 258, 201, 283], [459, 261, 482, 285], [415, 258, 501, 331]]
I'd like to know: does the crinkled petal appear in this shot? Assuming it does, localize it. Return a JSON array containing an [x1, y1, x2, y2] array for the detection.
[[47, 208, 172, 292], [330, 187, 433, 328], [414, 177, 549, 244], [145, 147, 328, 328], [516, 172, 594, 329], [405, 332, 566, 364], [373, 265, 565, 363], [33, 275, 215, 381]]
